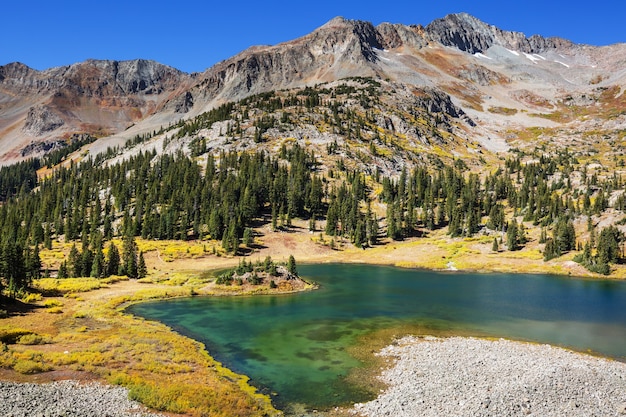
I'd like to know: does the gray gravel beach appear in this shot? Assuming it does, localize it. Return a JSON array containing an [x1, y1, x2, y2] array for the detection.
[[352, 336, 626, 417], [0, 380, 164, 417]]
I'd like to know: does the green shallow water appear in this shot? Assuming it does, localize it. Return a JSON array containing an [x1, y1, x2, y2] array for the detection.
[[128, 264, 626, 412]]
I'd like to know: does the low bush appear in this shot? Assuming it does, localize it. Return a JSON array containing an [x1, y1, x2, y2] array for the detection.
[[17, 333, 51, 345], [0, 328, 33, 344], [21, 293, 43, 303], [13, 359, 52, 374]]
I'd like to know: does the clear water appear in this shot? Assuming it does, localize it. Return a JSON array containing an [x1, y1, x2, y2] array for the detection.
[[128, 264, 626, 412]]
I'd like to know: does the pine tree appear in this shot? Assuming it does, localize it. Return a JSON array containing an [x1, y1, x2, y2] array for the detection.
[[81, 249, 94, 278], [243, 227, 253, 247], [106, 242, 120, 277], [263, 256, 273, 272], [91, 253, 103, 278], [137, 251, 147, 279], [29, 245, 41, 280], [517, 222, 527, 245], [122, 235, 138, 278], [367, 214, 378, 246], [597, 226, 622, 265], [507, 219, 519, 251], [58, 261, 68, 278], [287, 255, 297, 275], [67, 244, 82, 278], [554, 217, 576, 253], [43, 224, 52, 250], [543, 238, 559, 261], [492, 237, 499, 252]]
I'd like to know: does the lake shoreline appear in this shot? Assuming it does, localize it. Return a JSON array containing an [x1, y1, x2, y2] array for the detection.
[[3, 335, 626, 417], [350, 336, 626, 417]]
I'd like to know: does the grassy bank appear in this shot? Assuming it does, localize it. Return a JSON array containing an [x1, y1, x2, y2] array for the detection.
[[0, 274, 285, 416]]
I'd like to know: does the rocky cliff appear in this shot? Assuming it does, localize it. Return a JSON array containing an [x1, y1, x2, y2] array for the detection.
[[424, 13, 573, 54]]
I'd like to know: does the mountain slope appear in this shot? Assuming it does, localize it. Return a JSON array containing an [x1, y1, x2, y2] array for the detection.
[[1, 13, 625, 166], [0, 59, 190, 162]]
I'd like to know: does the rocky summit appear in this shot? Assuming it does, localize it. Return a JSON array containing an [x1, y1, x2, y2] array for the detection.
[[0, 13, 625, 166]]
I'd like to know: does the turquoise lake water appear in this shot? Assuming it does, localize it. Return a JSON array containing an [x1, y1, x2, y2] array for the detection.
[[128, 264, 626, 412]]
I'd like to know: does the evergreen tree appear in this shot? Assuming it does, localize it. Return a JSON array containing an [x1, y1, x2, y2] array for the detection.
[[106, 242, 120, 277], [543, 238, 559, 261], [67, 244, 82, 278], [122, 235, 138, 278], [243, 227, 253, 247], [353, 220, 366, 248], [81, 249, 94, 278], [507, 219, 519, 251], [91, 236, 105, 278], [91, 253, 103, 278], [554, 217, 576, 253], [1, 242, 26, 293], [287, 255, 297, 275], [28, 245, 41, 280], [492, 237, 499, 252], [137, 251, 147, 279], [367, 214, 378, 246], [597, 226, 622, 265], [43, 224, 52, 250], [58, 261, 68, 278], [517, 222, 527, 245]]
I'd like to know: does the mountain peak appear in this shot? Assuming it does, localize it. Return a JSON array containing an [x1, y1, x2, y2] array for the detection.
[[0, 62, 36, 81], [425, 12, 571, 53], [320, 16, 351, 28]]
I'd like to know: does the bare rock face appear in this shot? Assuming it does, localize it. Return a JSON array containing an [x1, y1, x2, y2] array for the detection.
[[376, 23, 428, 50], [425, 12, 573, 54], [47, 59, 186, 97], [0, 62, 38, 87], [175, 91, 194, 113], [20, 139, 65, 157], [22, 105, 65, 136]]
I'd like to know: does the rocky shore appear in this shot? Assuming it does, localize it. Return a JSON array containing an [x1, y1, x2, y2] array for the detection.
[[0, 380, 164, 417], [352, 336, 626, 417]]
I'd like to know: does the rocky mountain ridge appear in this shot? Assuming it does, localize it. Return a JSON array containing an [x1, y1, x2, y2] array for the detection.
[[1, 13, 625, 165], [424, 13, 573, 54]]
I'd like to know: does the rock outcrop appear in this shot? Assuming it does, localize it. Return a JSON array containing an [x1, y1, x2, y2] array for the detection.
[[22, 105, 65, 136], [424, 12, 573, 54]]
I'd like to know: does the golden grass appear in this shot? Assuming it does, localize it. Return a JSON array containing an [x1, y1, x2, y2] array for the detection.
[[0, 278, 280, 416], [36, 278, 103, 294]]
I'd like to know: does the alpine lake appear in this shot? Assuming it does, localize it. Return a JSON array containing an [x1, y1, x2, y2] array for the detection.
[[128, 264, 626, 414]]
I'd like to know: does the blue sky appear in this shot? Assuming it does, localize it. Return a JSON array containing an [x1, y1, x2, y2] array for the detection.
[[2, 1, 624, 73]]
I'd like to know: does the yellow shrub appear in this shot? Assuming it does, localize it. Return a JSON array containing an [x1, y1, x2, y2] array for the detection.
[[20, 293, 43, 303], [17, 334, 51, 345], [43, 299, 63, 308], [13, 359, 52, 374], [36, 278, 101, 294], [101, 275, 127, 285], [0, 328, 33, 344]]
